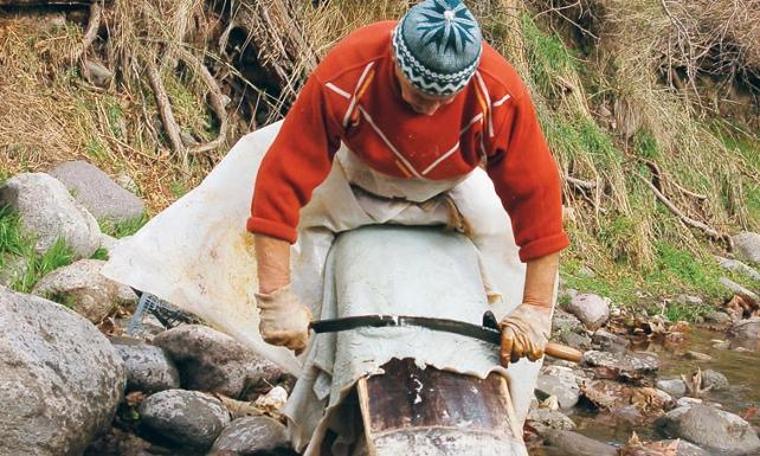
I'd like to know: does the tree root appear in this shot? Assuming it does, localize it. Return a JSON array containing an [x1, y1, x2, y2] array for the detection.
[[146, 59, 186, 165], [176, 47, 229, 156], [638, 173, 731, 248]]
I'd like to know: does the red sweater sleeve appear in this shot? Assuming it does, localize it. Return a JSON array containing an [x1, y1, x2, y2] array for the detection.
[[247, 74, 341, 242], [487, 92, 569, 262]]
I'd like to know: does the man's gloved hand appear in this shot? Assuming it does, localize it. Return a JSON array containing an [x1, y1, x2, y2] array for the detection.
[[499, 303, 552, 365], [255, 285, 312, 354]]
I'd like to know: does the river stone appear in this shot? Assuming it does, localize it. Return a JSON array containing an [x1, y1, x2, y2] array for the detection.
[[657, 378, 687, 398], [656, 405, 760, 455], [526, 408, 576, 434], [701, 369, 729, 391], [0, 286, 126, 455], [48, 160, 145, 223], [732, 232, 760, 264], [31, 259, 136, 323], [153, 324, 283, 398], [705, 311, 734, 326], [536, 367, 581, 409], [542, 430, 618, 456], [719, 277, 759, 300], [140, 389, 230, 449], [112, 337, 180, 393], [582, 350, 659, 384], [728, 317, 760, 351], [210, 416, 289, 454], [0, 172, 101, 259], [716, 256, 760, 282], [0, 254, 28, 287], [592, 329, 630, 353], [552, 308, 584, 335], [566, 293, 610, 331]]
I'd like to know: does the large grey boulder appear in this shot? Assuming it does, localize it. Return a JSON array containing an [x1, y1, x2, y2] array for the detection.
[[139, 389, 231, 450], [542, 430, 618, 456], [31, 259, 136, 323], [701, 369, 729, 392], [565, 293, 610, 331], [728, 317, 760, 351], [656, 378, 687, 398], [210, 416, 290, 454], [112, 337, 180, 393], [153, 325, 283, 398], [732, 232, 760, 264], [0, 286, 126, 455], [0, 173, 101, 259], [656, 405, 760, 455], [48, 160, 145, 223]]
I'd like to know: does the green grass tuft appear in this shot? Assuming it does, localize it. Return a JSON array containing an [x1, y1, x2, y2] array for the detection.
[[0, 206, 75, 292], [99, 214, 149, 239]]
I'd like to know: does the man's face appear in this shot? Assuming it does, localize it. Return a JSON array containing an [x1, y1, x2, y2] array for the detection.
[[394, 63, 456, 116]]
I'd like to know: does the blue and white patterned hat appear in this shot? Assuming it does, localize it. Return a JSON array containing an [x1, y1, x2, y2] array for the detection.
[[392, 0, 483, 97]]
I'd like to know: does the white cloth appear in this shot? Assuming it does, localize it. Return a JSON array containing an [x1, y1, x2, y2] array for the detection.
[[102, 121, 547, 454]]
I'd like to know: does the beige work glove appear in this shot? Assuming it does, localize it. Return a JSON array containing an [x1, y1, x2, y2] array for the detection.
[[499, 303, 552, 365], [255, 285, 312, 355]]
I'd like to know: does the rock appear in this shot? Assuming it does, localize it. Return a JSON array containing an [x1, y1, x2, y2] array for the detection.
[[582, 350, 659, 384], [559, 331, 592, 350], [592, 329, 630, 353], [31, 259, 136, 323], [581, 380, 672, 418], [526, 408, 576, 433], [210, 416, 289, 454], [112, 337, 180, 393], [82, 60, 113, 88], [99, 233, 117, 252], [552, 308, 584, 335], [0, 287, 126, 455], [48, 161, 145, 223], [657, 378, 687, 398], [674, 294, 704, 306], [84, 426, 162, 456], [701, 369, 729, 391], [685, 351, 712, 362], [542, 430, 618, 456], [254, 385, 289, 415], [705, 311, 734, 326], [716, 256, 760, 282], [0, 254, 28, 287], [536, 367, 581, 409], [566, 293, 610, 331], [676, 397, 704, 408], [656, 405, 760, 455], [728, 317, 760, 351], [624, 438, 709, 456], [115, 173, 139, 194], [0, 173, 101, 258], [719, 277, 759, 301], [732, 232, 760, 264], [139, 389, 231, 450], [153, 325, 283, 397]]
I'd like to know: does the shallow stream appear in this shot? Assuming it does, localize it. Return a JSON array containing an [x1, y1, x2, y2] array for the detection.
[[573, 327, 760, 447]]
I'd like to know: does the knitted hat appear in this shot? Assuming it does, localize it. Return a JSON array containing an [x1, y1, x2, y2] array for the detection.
[[392, 0, 482, 97]]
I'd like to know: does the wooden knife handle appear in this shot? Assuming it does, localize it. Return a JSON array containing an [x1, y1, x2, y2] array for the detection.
[[545, 342, 583, 363]]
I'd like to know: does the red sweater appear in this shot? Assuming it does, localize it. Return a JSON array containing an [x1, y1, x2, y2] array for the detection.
[[248, 21, 569, 262]]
